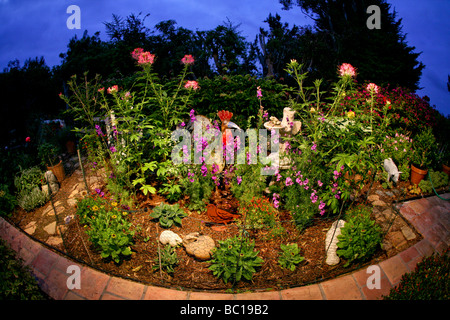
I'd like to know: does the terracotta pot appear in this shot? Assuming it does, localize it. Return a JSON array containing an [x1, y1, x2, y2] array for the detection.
[[66, 140, 76, 155], [443, 164, 450, 176], [410, 164, 427, 185], [47, 160, 65, 183]]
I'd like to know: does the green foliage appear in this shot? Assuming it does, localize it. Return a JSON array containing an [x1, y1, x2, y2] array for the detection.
[[337, 206, 383, 267], [411, 127, 437, 169], [150, 202, 187, 228], [37, 142, 61, 167], [209, 235, 264, 284], [230, 163, 267, 204], [76, 196, 134, 263], [384, 251, 449, 300], [0, 238, 49, 300], [14, 166, 48, 212], [418, 170, 449, 194], [238, 195, 277, 230], [278, 243, 305, 271], [153, 244, 179, 274], [0, 184, 17, 217]]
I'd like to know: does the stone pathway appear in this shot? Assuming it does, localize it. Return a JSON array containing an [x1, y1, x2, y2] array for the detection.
[[21, 155, 107, 248], [1, 193, 448, 300]]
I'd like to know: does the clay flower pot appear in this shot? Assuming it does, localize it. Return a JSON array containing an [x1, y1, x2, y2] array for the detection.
[[47, 160, 65, 183], [410, 164, 427, 185], [443, 164, 450, 177]]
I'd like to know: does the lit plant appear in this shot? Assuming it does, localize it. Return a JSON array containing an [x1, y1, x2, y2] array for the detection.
[[153, 244, 179, 274], [238, 195, 277, 230], [209, 235, 264, 284], [150, 202, 187, 228], [336, 206, 383, 267], [278, 243, 305, 271]]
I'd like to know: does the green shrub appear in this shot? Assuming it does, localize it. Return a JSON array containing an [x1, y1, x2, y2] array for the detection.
[[337, 206, 383, 267], [209, 235, 264, 284], [76, 196, 134, 263], [17, 187, 48, 212], [0, 184, 17, 217], [278, 243, 305, 271], [153, 244, 179, 274], [418, 170, 449, 194], [0, 239, 49, 300], [14, 166, 44, 194], [384, 251, 449, 300], [150, 202, 187, 228]]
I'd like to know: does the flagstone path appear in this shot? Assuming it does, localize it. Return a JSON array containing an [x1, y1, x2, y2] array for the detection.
[[0, 184, 448, 299]]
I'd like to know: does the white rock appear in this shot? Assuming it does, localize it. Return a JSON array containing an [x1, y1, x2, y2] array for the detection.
[[325, 219, 346, 266], [159, 230, 183, 247]]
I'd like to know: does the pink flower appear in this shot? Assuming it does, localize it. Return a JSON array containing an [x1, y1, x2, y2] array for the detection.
[[131, 48, 144, 60], [256, 86, 262, 99], [237, 176, 242, 185], [138, 52, 155, 65], [25, 137, 31, 142], [285, 177, 294, 187], [366, 83, 379, 93], [98, 87, 104, 92], [181, 54, 195, 65], [339, 63, 356, 78], [184, 80, 200, 90], [107, 85, 118, 94]]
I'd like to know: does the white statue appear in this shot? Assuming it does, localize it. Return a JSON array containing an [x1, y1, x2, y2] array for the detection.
[[325, 219, 346, 265], [159, 230, 183, 247]]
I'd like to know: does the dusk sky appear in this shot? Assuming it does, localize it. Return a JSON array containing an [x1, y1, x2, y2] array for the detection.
[[0, 0, 449, 116]]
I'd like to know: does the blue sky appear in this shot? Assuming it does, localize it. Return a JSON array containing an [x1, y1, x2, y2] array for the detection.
[[0, 0, 449, 116]]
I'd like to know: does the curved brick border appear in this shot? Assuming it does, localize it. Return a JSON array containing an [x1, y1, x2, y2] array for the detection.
[[1, 193, 448, 300]]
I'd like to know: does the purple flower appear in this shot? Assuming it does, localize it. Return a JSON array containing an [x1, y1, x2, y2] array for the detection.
[[109, 146, 117, 153], [317, 180, 323, 187], [237, 176, 242, 185], [190, 109, 196, 122], [319, 201, 326, 210], [201, 164, 208, 177], [95, 124, 104, 137], [311, 142, 317, 151], [285, 177, 293, 187], [273, 193, 280, 209]]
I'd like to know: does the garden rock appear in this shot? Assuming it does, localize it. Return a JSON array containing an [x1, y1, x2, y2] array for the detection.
[[159, 230, 183, 247], [183, 232, 215, 261], [44, 170, 59, 194], [325, 219, 346, 266]]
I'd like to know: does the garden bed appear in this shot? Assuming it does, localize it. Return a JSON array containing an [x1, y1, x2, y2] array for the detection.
[[7, 156, 430, 293]]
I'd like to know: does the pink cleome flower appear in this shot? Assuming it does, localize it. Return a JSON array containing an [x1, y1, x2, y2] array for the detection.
[[181, 54, 195, 65], [184, 80, 200, 90], [339, 63, 356, 78], [107, 85, 119, 94], [131, 48, 144, 60], [138, 52, 155, 65], [366, 82, 379, 94]]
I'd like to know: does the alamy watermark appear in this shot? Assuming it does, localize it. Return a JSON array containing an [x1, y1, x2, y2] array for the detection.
[[66, 5, 81, 30]]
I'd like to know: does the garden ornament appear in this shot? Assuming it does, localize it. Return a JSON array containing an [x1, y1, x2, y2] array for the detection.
[[325, 219, 346, 265], [44, 170, 59, 194], [206, 203, 240, 224], [183, 232, 216, 261], [159, 230, 183, 247], [383, 158, 402, 184]]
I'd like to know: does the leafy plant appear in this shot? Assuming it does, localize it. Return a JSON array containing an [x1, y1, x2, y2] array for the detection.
[[278, 243, 305, 271], [336, 205, 383, 267], [411, 127, 437, 169], [418, 170, 449, 194], [0, 184, 17, 217], [153, 244, 179, 274], [384, 251, 449, 300], [14, 166, 48, 211], [150, 202, 187, 228], [76, 196, 134, 263], [17, 187, 48, 212], [209, 235, 264, 284], [37, 142, 61, 167], [0, 239, 49, 300]]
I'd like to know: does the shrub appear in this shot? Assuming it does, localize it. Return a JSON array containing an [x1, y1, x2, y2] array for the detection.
[[76, 196, 134, 263], [384, 251, 449, 300], [238, 195, 277, 230], [209, 235, 264, 284], [17, 187, 48, 212], [278, 243, 305, 271], [418, 170, 449, 194], [0, 238, 49, 300], [153, 244, 179, 274], [150, 202, 187, 228], [337, 206, 383, 267], [0, 184, 17, 217]]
